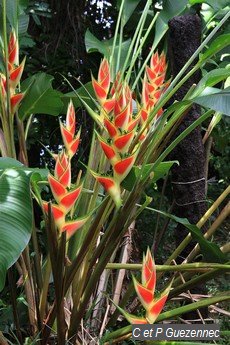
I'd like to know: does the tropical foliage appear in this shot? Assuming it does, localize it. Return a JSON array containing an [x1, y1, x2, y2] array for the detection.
[[0, 1, 229, 344]]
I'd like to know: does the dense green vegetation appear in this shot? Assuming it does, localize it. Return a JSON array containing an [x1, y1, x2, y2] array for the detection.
[[0, 1, 229, 344]]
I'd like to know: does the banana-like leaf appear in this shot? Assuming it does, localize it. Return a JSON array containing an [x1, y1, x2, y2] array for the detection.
[[0, 158, 48, 291], [192, 68, 230, 98], [200, 34, 230, 62], [18, 72, 63, 120], [85, 30, 131, 75], [61, 81, 96, 111], [122, 161, 178, 191], [117, 0, 142, 26], [0, 168, 33, 291], [193, 87, 230, 116]]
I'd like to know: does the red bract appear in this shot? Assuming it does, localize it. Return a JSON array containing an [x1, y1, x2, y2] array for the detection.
[[8, 31, 19, 69], [140, 51, 168, 140], [90, 171, 121, 207], [60, 100, 81, 159], [43, 102, 88, 238], [92, 58, 110, 105], [91, 61, 140, 206], [0, 31, 25, 116], [90, 53, 168, 206], [117, 248, 172, 324]]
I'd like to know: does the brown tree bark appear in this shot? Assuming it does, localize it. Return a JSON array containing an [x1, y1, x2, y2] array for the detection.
[[168, 14, 207, 260], [167, 13, 209, 320]]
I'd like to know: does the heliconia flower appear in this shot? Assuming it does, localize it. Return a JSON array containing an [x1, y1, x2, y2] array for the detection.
[[92, 58, 111, 105], [54, 151, 71, 188], [90, 171, 121, 207], [114, 249, 172, 324], [9, 57, 26, 92], [0, 74, 6, 99], [60, 100, 81, 158], [43, 202, 65, 230], [61, 216, 89, 239], [114, 306, 147, 325], [8, 31, 19, 69], [89, 53, 168, 206], [139, 51, 168, 141], [48, 174, 66, 203], [104, 117, 118, 138], [91, 67, 140, 206], [43, 154, 85, 237], [59, 185, 82, 214], [0, 32, 25, 118], [96, 132, 117, 164], [114, 152, 137, 183], [42, 102, 87, 238], [10, 93, 24, 115]]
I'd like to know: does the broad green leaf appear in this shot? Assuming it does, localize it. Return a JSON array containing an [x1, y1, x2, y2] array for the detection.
[[18, 72, 63, 120], [193, 87, 230, 115], [0, 158, 49, 179], [122, 161, 178, 191], [0, 157, 49, 180], [117, 0, 142, 25], [61, 81, 96, 111], [0, 0, 29, 33], [154, 0, 188, 47], [0, 169, 33, 291], [0, 157, 23, 170], [200, 34, 230, 62], [85, 30, 131, 74], [0, 0, 17, 29], [193, 68, 230, 97], [18, 13, 29, 35], [189, 0, 230, 11]]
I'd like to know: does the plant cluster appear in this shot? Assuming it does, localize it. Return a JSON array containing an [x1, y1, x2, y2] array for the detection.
[[0, 1, 229, 344]]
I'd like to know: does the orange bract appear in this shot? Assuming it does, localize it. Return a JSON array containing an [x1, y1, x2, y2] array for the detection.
[[42, 102, 87, 238], [91, 53, 168, 206], [0, 31, 25, 116], [117, 249, 171, 324]]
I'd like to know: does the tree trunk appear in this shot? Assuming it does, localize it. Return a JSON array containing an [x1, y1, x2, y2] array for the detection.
[[168, 14, 207, 259], [168, 14, 208, 319]]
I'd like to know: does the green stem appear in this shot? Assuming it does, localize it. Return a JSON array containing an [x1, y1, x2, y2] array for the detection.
[[103, 295, 230, 343], [7, 268, 23, 344], [120, 0, 152, 79], [132, 10, 230, 149], [125, 11, 159, 84], [106, 262, 230, 271], [73, 190, 148, 332], [31, 221, 43, 292], [39, 256, 51, 322], [56, 233, 67, 344], [157, 185, 230, 278], [153, 110, 213, 168], [110, 0, 125, 71], [116, 21, 123, 74], [170, 268, 228, 298], [184, 202, 230, 263], [2, 0, 16, 158], [68, 198, 113, 338]]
